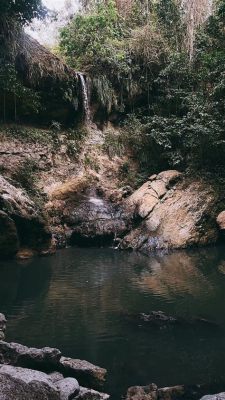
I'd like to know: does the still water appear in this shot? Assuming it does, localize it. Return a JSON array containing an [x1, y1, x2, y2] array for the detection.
[[1, 246, 225, 398]]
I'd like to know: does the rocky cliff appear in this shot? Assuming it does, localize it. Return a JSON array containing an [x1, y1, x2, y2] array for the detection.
[[0, 125, 224, 258], [120, 170, 222, 254]]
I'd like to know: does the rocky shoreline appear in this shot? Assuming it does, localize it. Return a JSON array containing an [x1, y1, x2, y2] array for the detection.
[[0, 314, 109, 400], [0, 314, 225, 400]]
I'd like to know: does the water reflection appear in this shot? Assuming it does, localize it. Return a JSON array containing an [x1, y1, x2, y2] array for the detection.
[[132, 251, 214, 298], [1, 246, 225, 399]]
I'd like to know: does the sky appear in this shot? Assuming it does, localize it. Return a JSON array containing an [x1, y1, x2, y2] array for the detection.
[[43, 0, 70, 11], [27, 0, 79, 46]]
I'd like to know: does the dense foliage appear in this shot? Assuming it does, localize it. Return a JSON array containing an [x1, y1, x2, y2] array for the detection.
[[0, 0, 45, 24], [60, 0, 225, 174]]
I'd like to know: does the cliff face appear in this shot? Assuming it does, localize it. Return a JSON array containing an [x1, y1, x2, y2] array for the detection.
[[0, 125, 223, 259], [0, 175, 51, 258], [120, 170, 221, 254]]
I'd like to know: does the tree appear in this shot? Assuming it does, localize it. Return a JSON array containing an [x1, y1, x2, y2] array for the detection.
[[181, 0, 213, 59], [0, 0, 45, 25]]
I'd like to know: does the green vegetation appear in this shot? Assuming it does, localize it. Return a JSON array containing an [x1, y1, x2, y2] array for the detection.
[[0, 0, 45, 24], [59, 0, 225, 174]]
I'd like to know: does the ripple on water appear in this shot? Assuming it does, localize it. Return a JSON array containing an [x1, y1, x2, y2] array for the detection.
[[1, 246, 225, 399]]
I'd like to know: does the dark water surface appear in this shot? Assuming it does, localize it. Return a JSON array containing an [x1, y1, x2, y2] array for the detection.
[[1, 246, 225, 398]]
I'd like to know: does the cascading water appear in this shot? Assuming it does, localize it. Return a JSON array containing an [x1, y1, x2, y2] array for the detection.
[[78, 72, 91, 124]]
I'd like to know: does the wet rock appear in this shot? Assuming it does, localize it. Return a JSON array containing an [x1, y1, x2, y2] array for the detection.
[[129, 311, 218, 329], [126, 384, 158, 400], [59, 357, 107, 389], [56, 377, 80, 400], [140, 311, 177, 325], [125, 383, 219, 400], [121, 171, 219, 254], [0, 314, 7, 341], [0, 341, 61, 371], [0, 175, 51, 258], [74, 386, 110, 399], [62, 190, 131, 247], [0, 365, 60, 400]]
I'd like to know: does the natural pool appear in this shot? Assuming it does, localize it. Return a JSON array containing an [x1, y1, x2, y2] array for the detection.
[[1, 246, 225, 399]]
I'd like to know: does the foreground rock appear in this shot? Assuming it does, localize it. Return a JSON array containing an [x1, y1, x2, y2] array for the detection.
[[120, 171, 220, 254], [60, 357, 107, 389], [0, 175, 51, 258], [0, 365, 60, 400], [55, 377, 80, 399], [0, 364, 109, 400], [0, 315, 6, 341], [0, 341, 107, 390], [0, 341, 61, 371], [74, 386, 110, 399]]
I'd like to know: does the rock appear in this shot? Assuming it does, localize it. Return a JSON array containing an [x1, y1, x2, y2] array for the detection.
[[0, 341, 61, 371], [49, 372, 64, 383], [0, 211, 19, 258], [200, 395, 225, 400], [0, 314, 7, 341], [16, 248, 36, 259], [126, 384, 158, 400], [157, 170, 182, 187], [140, 311, 177, 325], [125, 383, 219, 400], [157, 385, 186, 399], [217, 211, 225, 231], [0, 175, 51, 258], [0, 365, 60, 400], [121, 171, 219, 254], [56, 377, 80, 400], [61, 189, 131, 247], [128, 311, 218, 329], [59, 357, 107, 389], [74, 386, 110, 399], [0, 341, 108, 391]]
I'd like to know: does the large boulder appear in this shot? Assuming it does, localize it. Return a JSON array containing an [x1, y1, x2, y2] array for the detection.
[[0, 365, 60, 400], [56, 377, 80, 400], [0, 175, 51, 258], [120, 171, 220, 254], [59, 357, 107, 389], [0, 341, 61, 371], [0, 341, 107, 391]]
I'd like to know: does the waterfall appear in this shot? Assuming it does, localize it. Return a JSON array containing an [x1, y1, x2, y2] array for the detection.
[[78, 72, 91, 124]]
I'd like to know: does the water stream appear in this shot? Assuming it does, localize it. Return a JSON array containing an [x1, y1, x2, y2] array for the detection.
[[1, 246, 225, 398], [78, 72, 91, 124]]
